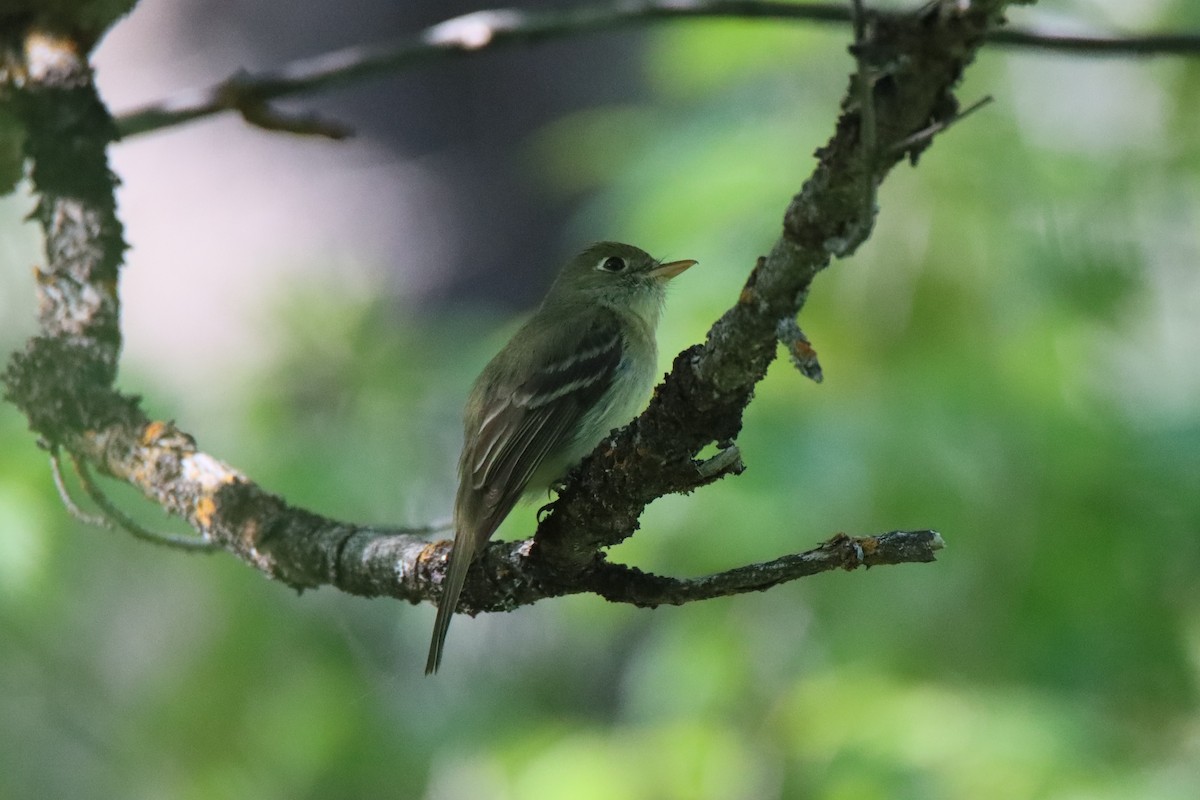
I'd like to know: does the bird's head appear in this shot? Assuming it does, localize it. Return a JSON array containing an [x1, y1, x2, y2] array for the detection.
[[544, 241, 696, 319]]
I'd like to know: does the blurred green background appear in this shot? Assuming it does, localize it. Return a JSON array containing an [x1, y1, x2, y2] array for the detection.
[[4, 2, 1200, 798]]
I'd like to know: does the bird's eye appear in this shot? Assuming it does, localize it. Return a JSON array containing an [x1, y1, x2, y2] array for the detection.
[[598, 256, 627, 273]]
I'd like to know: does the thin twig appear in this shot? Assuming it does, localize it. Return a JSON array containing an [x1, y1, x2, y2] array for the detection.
[[113, 1, 1200, 139], [695, 444, 744, 480], [989, 27, 1200, 55], [55, 445, 214, 550], [69, 454, 219, 552], [776, 317, 823, 382], [49, 447, 109, 527], [231, 88, 353, 139], [586, 530, 945, 606], [889, 94, 994, 157]]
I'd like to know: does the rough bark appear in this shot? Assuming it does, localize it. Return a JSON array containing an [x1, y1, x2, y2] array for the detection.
[[1, 1, 1027, 618]]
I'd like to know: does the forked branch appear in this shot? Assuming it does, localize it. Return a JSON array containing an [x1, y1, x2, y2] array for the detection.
[[0, 1, 1025, 621]]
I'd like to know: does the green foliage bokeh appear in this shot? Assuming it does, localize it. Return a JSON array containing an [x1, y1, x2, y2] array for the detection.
[[3, 5, 1200, 799]]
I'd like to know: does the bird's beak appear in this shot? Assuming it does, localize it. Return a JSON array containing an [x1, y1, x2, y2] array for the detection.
[[649, 259, 697, 280]]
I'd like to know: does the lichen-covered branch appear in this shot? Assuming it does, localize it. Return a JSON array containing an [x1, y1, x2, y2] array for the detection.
[[530, 0, 1021, 571], [581, 530, 945, 607], [1, 1, 1026, 621]]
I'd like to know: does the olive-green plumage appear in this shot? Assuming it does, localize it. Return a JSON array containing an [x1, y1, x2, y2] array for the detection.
[[426, 242, 696, 673]]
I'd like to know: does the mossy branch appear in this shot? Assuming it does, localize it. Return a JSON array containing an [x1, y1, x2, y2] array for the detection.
[[0, 1, 1027, 628]]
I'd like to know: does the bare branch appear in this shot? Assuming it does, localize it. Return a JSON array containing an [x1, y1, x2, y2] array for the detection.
[[695, 444, 744, 481], [584, 530, 945, 606], [988, 26, 1200, 56], [776, 317, 823, 383], [889, 94, 994, 158], [114, 0, 1200, 139], [49, 447, 108, 528], [227, 81, 354, 139]]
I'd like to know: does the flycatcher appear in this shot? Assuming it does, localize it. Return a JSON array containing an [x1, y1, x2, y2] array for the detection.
[[426, 241, 696, 673]]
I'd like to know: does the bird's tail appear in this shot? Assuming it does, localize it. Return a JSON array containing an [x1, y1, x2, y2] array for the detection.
[[425, 535, 473, 674]]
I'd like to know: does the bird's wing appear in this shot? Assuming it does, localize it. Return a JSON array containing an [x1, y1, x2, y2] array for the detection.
[[462, 309, 624, 539], [427, 311, 624, 674]]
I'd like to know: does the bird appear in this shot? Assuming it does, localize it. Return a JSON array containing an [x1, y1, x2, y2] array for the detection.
[[425, 241, 696, 673]]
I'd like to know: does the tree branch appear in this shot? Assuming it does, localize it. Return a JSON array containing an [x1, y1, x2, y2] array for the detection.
[[114, 0, 1197, 140], [529, 0, 1017, 571], [1, 1, 1022, 626], [582, 530, 945, 607]]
